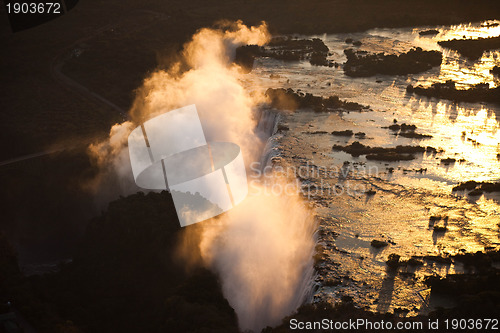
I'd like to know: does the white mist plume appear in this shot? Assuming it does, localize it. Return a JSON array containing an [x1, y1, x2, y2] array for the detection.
[[200, 181, 316, 332], [128, 20, 271, 162], [88, 21, 316, 332]]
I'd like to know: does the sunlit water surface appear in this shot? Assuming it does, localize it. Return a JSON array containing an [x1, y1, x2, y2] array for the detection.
[[243, 20, 500, 315]]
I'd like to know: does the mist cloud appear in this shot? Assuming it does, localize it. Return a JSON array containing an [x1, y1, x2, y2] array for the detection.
[[87, 21, 316, 332]]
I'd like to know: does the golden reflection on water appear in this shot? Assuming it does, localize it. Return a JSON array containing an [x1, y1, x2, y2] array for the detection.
[[440, 21, 500, 40], [413, 20, 500, 89], [406, 99, 500, 182], [438, 52, 499, 88], [249, 20, 500, 313]]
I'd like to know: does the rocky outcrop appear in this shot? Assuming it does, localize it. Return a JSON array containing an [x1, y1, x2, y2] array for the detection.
[[235, 37, 335, 70], [384, 123, 432, 139], [343, 47, 442, 77], [438, 35, 500, 59], [452, 180, 500, 194], [491, 66, 500, 76], [419, 29, 439, 36], [234, 45, 262, 73], [265, 88, 366, 112], [407, 80, 500, 104], [331, 141, 429, 161]]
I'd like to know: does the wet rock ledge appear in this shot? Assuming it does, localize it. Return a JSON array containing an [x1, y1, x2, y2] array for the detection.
[[438, 35, 500, 59], [331, 141, 431, 161], [406, 80, 500, 104], [234, 37, 333, 72], [343, 47, 442, 77], [265, 88, 367, 112]]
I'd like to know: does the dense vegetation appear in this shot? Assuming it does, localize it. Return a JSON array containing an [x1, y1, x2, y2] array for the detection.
[[1, 192, 238, 333], [0, 149, 98, 263]]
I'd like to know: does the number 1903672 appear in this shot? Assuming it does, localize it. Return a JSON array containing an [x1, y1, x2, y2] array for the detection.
[[444, 319, 498, 330], [6, 2, 61, 14]]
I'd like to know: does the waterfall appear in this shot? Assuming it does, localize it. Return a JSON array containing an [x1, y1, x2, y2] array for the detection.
[[254, 108, 282, 171]]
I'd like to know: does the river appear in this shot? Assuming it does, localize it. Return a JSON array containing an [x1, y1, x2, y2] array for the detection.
[[244, 20, 500, 315]]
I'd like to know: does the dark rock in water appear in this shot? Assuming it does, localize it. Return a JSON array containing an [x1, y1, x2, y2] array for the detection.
[[314, 245, 327, 265], [266, 88, 365, 112], [324, 278, 341, 287], [386, 253, 401, 269], [398, 131, 432, 139], [433, 225, 447, 232], [393, 145, 427, 154], [424, 266, 500, 315], [341, 295, 354, 303], [453, 250, 499, 269], [352, 40, 362, 46], [429, 215, 442, 223], [452, 180, 500, 194], [310, 52, 331, 66], [452, 180, 479, 191], [366, 152, 414, 161], [387, 123, 417, 132], [468, 188, 484, 196], [354, 132, 366, 138], [343, 47, 442, 77], [260, 37, 333, 67], [426, 146, 438, 154], [234, 45, 262, 73], [423, 255, 452, 264], [277, 124, 289, 132], [235, 37, 335, 70], [331, 129, 354, 136], [438, 35, 500, 59], [405, 257, 424, 266], [491, 66, 500, 77], [440, 157, 456, 165], [481, 182, 500, 192], [481, 22, 500, 28], [407, 80, 500, 104], [425, 251, 500, 312], [332, 141, 425, 161], [371, 239, 388, 248], [307, 130, 328, 134], [419, 29, 439, 36], [365, 189, 376, 196], [345, 38, 353, 44], [385, 123, 431, 139]]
